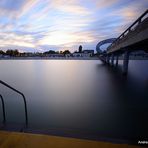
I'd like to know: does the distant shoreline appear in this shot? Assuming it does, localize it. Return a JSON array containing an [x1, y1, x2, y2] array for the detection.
[[0, 57, 99, 60], [0, 57, 148, 60]]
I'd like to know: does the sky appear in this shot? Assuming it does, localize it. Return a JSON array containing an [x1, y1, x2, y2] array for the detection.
[[0, 0, 147, 53]]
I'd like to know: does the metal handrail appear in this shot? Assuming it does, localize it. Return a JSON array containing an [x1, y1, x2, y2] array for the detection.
[[0, 94, 6, 124], [0, 80, 28, 126], [107, 9, 148, 50]]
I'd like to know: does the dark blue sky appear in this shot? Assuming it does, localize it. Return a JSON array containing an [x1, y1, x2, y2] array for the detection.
[[0, 0, 147, 52]]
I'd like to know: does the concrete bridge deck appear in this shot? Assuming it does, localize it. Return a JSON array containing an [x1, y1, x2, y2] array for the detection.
[[107, 9, 148, 54]]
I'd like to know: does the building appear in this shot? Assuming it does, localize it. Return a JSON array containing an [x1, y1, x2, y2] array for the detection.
[[78, 45, 82, 53], [82, 50, 94, 57], [72, 50, 94, 57], [72, 52, 82, 57]]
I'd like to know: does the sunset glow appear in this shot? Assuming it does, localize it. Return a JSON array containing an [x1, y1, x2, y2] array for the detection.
[[0, 0, 147, 52]]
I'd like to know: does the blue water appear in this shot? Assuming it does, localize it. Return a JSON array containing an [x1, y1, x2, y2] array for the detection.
[[0, 60, 148, 142]]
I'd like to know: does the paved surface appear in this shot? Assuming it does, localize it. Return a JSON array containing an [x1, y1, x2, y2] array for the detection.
[[0, 130, 142, 148]]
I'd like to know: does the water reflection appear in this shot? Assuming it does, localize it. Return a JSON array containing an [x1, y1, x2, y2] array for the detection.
[[0, 60, 148, 142]]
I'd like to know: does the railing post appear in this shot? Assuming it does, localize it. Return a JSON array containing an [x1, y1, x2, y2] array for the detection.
[[138, 18, 142, 24], [0, 80, 28, 127], [22, 94, 28, 126], [0, 94, 6, 124]]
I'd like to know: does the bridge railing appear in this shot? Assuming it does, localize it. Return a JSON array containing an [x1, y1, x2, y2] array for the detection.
[[0, 80, 28, 126], [0, 94, 6, 124], [107, 9, 148, 51]]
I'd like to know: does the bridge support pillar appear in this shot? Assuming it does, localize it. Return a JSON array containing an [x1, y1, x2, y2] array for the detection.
[[116, 55, 119, 66], [111, 54, 114, 66], [106, 56, 110, 64], [105, 57, 107, 63], [122, 51, 129, 75]]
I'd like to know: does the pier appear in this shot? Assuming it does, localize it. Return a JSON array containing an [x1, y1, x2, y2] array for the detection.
[[97, 9, 148, 74]]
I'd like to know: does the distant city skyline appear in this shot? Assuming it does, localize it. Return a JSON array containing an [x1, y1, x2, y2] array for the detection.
[[0, 0, 147, 52]]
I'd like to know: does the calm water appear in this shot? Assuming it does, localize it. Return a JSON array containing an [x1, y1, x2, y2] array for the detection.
[[0, 60, 148, 142]]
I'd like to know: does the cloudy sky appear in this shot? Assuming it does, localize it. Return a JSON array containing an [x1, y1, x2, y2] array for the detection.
[[0, 0, 147, 52]]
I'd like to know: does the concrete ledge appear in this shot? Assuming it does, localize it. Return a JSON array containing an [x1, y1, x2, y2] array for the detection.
[[0, 131, 142, 148]]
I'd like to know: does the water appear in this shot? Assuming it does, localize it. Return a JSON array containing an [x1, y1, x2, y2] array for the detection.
[[0, 60, 148, 142]]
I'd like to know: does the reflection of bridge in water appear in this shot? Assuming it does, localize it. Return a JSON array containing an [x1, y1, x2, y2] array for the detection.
[[97, 9, 148, 75]]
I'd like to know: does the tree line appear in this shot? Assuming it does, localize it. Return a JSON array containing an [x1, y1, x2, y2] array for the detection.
[[0, 49, 71, 57], [0, 50, 19, 56]]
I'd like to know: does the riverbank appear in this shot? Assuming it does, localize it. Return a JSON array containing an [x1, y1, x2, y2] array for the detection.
[[0, 57, 148, 60], [0, 57, 99, 60]]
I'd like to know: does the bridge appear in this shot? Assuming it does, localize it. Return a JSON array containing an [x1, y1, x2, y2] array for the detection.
[[96, 38, 116, 54], [97, 9, 148, 74]]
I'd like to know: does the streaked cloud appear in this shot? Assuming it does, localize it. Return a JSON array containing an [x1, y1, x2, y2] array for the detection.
[[50, 0, 91, 15], [0, 0, 147, 52], [94, 0, 119, 9]]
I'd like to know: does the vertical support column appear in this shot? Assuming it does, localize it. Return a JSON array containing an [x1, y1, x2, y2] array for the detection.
[[116, 55, 119, 66], [106, 55, 110, 64], [122, 51, 129, 75], [108, 56, 110, 64], [111, 54, 114, 66], [106, 55, 109, 64], [105, 56, 107, 63], [103, 56, 106, 63]]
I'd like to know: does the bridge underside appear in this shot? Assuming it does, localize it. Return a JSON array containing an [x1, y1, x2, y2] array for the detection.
[[108, 38, 148, 55]]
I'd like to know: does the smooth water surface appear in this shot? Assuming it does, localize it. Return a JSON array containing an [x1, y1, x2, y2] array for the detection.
[[0, 60, 148, 141]]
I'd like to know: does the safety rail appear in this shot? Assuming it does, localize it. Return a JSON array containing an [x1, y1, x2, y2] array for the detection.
[[0, 80, 28, 126], [0, 94, 6, 124], [107, 9, 148, 50]]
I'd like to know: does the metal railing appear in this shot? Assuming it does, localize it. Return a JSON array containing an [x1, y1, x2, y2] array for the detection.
[[0, 94, 6, 124], [107, 9, 148, 51], [0, 80, 28, 126]]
